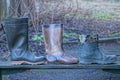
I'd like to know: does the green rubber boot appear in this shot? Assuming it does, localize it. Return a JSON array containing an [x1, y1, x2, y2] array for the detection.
[[79, 34, 116, 64], [4, 18, 45, 65]]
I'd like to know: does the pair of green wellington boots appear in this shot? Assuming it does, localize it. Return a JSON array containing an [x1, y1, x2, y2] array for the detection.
[[4, 17, 116, 65]]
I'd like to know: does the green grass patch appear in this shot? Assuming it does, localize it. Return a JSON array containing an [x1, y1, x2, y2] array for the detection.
[[32, 34, 44, 42], [63, 31, 78, 38], [63, 32, 69, 37], [112, 32, 120, 37], [73, 10, 116, 20], [69, 33, 78, 37], [91, 11, 115, 20], [77, 14, 86, 19]]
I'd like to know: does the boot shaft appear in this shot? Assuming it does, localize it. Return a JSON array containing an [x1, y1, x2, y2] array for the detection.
[[79, 34, 98, 43], [79, 34, 102, 58], [79, 34, 99, 49], [79, 34, 117, 64], [42, 24, 79, 64], [4, 18, 28, 51], [42, 24, 63, 54]]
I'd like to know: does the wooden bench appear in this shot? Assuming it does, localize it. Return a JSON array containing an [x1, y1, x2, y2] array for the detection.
[[0, 61, 120, 80], [0, 37, 120, 80]]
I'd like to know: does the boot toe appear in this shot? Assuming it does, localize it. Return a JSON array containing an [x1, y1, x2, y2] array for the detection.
[[108, 55, 117, 62], [101, 55, 117, 64], [46, 55, 57, 62], [58, 57, 79, 64], [46, 53, 79, 64], [36, 56, 45, 61], [71, 58, 79, 64], [60, 54, 79, 64]]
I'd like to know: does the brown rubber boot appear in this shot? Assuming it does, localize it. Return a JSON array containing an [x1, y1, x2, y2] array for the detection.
[[42, 24, 78, 64]]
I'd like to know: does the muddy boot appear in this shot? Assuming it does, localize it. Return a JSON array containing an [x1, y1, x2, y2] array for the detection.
[[4, 18, 45, 65], [79, 34, 116, 64], [42, 24, 78, 64]]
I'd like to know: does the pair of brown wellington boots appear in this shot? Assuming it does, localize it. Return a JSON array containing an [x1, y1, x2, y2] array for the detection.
[[4, 18, 78, 65]]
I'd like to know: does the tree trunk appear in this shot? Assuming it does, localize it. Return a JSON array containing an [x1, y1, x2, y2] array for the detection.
[[9, 0, 21, 17], [0, 0, 7, 23]]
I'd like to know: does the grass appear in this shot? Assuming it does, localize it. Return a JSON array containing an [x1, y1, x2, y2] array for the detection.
[[112, 32, 120, 37], [63, 31, 78, 38], [0, 0, 7, 22], [74, 10, 116, 20], [90, 10, 115, 20], [64, 0, 120, 20], [32, 34, 44, 42], [63, 31, 78, 42]]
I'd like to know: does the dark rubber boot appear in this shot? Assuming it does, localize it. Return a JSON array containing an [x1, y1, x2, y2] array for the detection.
[[4, 18, 45, 65], [79, 34, 116, 64]]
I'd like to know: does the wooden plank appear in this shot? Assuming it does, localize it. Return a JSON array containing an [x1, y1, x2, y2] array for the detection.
[[102, 50, 120, 56], [99, 37, 120, 42], [0, 61, 120, 69], [63, 37, 120, 44]]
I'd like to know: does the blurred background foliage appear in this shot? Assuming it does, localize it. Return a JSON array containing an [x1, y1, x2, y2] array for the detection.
[[0, 0, 120, 40]]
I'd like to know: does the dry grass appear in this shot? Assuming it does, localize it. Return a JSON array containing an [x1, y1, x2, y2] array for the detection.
[[8, 0, 120, 23], [3, 0, 120, 36]]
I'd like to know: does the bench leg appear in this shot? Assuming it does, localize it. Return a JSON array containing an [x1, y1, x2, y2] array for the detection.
[[103, 69, 120, 74], [0, 70, 8, 80], [0, 69, 2, 80]]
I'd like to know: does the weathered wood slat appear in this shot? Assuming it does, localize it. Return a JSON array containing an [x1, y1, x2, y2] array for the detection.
[[0, 62, 120, 69], [63, 37, 120, 44], [0, 59, 120, 80], [99, 36, 120, 42]]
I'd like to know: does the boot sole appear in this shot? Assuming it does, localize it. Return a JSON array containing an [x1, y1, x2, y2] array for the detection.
[[46, 55, 79, 64], [80, 58, 116, 64], [12, 61, 46, 65], [47, 59, 78, 64]]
